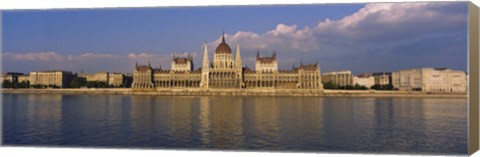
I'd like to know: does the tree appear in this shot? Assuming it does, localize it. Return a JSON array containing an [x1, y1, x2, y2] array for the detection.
[[412, 87, 422, 91], [69, 77, 87, 88], [2, 80, 13, 88], [323, 81, 339, 89], [86, 81, 109, 88], [371, 84, 394, 90], [18, 81, 30, 88], [353, 84, 368, 90]]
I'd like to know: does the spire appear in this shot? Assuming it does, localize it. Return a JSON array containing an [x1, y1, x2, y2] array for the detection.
[[273, 49, 276, 58], [201, 42, 210, 88], [148, 61, 151, 67], [172, 52, 176, 60], [221, 32, 226, 43], [256, 49, 260, 60], [135, 61, 138, 68], [235, 44, 242, 69], [202, 42, 210, 70]]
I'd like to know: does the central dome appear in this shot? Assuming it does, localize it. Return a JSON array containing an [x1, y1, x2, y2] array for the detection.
[[215, 34, 232, 54]]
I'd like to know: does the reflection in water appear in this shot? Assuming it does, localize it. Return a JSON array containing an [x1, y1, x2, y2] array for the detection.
[[209, 97, 244, 149], [2, 94, 468, 154], [198, 97, 211, 146]]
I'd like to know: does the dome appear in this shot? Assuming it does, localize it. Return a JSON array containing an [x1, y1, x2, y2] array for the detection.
[[215, 34, 232, 54]]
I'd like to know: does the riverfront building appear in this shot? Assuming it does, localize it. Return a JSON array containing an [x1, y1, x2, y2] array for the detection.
[[392, 68, 467, 92], [1, 72, 24, 83], [353, 74, 375, 88], [79, 72, 126, 87], [132, 34, 323, 90], [29, 70, 75, 88], [18, 75, 30, 83], [372, 72, 392, 85], [321, 70, 353, 86]]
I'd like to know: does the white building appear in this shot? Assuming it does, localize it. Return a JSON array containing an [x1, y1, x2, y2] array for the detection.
[[255, 51, 278, 73], [372, 72, 392, 85], [392, 68, 467, 92], [353, 74, 375, 88], [321, 70, 353, 86], [30, 70, 75, 88], [171, 53, 194, 72]]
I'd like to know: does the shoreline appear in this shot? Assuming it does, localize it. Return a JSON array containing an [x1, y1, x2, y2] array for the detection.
[[0, 88, 468, 98]]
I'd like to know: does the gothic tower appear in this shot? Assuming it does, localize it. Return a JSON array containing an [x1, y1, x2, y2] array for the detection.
[[235, 44, 243, 87], [200, 42, 210, 88]]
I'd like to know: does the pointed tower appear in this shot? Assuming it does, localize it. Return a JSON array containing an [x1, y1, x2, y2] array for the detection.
[[256, 49, 260, 60], [235, 44, 242, 69], [273, 49, 276, 59], [235, 44, 243, 88], [201, 42, 210, 88], [222, 31, 226, 43]]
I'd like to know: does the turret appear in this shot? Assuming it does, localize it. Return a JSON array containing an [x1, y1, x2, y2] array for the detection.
[[273, 49, 276, 59], [256, 49, 260, 60], [202, 42, 209, 70], [201, 42, 210, 88], [235, 44, 242, 69]]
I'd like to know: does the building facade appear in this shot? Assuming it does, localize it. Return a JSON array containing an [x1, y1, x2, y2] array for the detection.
[[79, 72, 126, 87], [29, 70, 75, 88], [353, 74, 375, 88], [108, 73, 125, 87], [372, 72, 392, 85], [132, 34, 323, 90], [2, 73, 20, 83], [321, 70, 353, 87], [392, 68, 467, 92]]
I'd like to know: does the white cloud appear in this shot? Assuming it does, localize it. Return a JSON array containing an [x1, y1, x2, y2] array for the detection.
[[210, 2, 466, 53], [67, 53, 116, 61], [127, 53, 157, 59], [4, 52, 64, 62], [314, 2, 466, 41], [3, 52, 182, 73]]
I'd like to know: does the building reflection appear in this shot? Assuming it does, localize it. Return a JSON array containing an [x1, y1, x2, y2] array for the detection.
[[26, 94, 63, 143], [249, 97, 280, 148], [321, 98, 356, 149], [278, 97, 325, 150], [208, 96, 244, 149], [198, 96, 212, 146], [168, 96, 195, 145], [129, 95, 156, 143], [371, 98, 428, 152], [420, 98, 468, 152]]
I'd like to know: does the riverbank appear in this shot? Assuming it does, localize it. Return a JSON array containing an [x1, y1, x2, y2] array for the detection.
[[0, 88, 468, 98]]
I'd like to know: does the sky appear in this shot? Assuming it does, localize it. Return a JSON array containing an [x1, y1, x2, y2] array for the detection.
[[1, 2, 468, 74]]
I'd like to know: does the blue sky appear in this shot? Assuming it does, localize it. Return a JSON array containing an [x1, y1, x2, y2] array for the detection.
[[2, 2, 468, 74]]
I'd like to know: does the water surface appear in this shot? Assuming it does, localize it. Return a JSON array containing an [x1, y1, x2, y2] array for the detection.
[[2, 94, 468, 154]]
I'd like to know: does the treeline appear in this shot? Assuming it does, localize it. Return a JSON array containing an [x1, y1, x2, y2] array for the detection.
[[323, 81, 394, 90], [68, 77, 129, 88], [2, 80, 30, 88], [2, 78, 129, 89]]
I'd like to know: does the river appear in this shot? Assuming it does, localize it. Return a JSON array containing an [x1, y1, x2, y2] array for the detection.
[[2, 94, 468, 154]]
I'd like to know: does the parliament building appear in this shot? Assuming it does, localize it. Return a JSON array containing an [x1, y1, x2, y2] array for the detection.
[[131, 34, 323, 90]]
